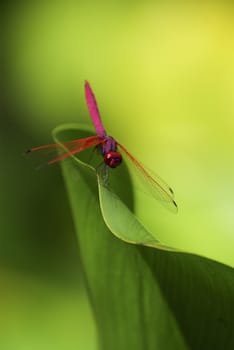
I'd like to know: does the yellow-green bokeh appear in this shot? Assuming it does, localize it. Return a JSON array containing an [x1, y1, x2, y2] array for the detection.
[[3, 1, 234, 349]]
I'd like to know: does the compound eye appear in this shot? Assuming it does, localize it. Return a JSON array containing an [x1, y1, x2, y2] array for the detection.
[[104, 152, 122, 168]]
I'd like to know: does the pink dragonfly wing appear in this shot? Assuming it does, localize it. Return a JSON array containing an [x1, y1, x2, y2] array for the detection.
[[28, 135, 105, 165], [117, 142, 177, 212]]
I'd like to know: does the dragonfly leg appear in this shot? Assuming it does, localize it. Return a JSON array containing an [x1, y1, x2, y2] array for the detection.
[[103, 164, 109, 186], [96, 162, 109, 186]]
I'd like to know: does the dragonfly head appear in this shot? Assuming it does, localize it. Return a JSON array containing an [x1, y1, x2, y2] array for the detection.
[[104, 151, 122, 168]]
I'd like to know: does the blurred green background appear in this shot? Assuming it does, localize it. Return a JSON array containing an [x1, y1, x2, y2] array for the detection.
[[2, 1, 234, 349]]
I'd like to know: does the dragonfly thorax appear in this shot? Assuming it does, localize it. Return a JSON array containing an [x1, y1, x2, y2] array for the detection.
[[104, 151, 122, 168], [102, 135, 122, 168]]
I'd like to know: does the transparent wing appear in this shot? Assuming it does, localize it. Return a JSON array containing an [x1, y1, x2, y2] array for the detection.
[[117, 142, 178, 212], [26, 135, 105, 165]]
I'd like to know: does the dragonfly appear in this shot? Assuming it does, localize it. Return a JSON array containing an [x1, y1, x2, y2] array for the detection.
[[27, 81, 177, 211]]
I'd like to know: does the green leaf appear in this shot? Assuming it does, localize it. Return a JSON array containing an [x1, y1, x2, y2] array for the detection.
[[54, 123, 234, 350]]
